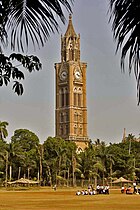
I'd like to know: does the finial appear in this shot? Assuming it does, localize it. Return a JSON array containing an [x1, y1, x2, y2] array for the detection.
[[69, 14, 72, 21]]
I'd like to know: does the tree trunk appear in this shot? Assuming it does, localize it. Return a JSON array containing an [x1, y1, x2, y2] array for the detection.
[[28, 167, 30, 180], [72, 154, 76, 187], [67, 167, 70, 187], [5, 151, 8, 188], [9, 165, 12, 181], [18, 167, 21, 180]]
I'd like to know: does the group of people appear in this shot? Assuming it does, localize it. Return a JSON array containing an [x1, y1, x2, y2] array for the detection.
[[96, 184, 110, 194], [121, 182, 139, 194], [76, 184, 109, 196]]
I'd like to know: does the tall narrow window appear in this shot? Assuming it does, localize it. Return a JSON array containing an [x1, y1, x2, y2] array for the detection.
[[65, 112, 69, 122], [74, 93, 77, 106], [78, 93, 81, 107], [73, 87, 77, 106], [74, 125, 77, 135], [60, 126, 63, 135], [74, 112, 78, 121], [79, 113, 82, 122], [60, 113, 63, 122], [62, 90, 64, 107], [79, 125, 83, 135], [66, 92, 69, 106], [66, 124, 69, 135]]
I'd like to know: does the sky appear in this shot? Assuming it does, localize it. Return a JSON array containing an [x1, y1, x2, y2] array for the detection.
[[0, 0, 139, 144]]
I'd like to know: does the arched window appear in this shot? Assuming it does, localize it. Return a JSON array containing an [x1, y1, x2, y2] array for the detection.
[[73, 87, 77, 106], [78, 87, 83, 107]]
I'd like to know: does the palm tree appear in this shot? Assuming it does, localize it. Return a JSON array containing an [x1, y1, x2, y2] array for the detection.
[[109, 0, 140, 105], [0, 121, 9, 140], [1, 0, 74, 52]]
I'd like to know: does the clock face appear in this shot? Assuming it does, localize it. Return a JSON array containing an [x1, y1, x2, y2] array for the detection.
[[60, 70, 68, 81], [75, 70, 81, 80]]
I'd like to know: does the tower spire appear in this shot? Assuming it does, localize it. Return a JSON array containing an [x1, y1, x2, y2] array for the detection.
[[64, 14, 76, 37], [61, 15, 80, 62], [122, 128, 126, 143]]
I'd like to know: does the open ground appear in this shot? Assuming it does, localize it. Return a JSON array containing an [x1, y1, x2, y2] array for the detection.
[[0, 188, 140, 210]]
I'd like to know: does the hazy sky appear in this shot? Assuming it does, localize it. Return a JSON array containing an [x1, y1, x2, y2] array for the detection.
[[0, 0, 139, 144]]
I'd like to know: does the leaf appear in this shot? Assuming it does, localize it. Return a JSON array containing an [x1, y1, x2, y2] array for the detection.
[[13, 81, 24, 95], [12, 67, 24, 80]]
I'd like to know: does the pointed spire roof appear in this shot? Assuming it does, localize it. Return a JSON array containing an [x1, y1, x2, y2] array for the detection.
[[64, 14, 77, 37]]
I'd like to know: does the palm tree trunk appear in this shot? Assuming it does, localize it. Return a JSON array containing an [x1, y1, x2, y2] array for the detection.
[[18, 167, 21, 179], [28, 167, 30, 180], [9, 165, 12, 181], [5, 151, 8, 188], [67, 167, 70, 187]]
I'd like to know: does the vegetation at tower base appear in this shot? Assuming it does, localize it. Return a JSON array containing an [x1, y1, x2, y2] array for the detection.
[[109, 0, 140, 105], [0, 0, 74, 95], [0, 123, 140, 187]]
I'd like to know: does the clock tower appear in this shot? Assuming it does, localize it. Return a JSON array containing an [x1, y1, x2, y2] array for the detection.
[[55, 15, 89, 151]]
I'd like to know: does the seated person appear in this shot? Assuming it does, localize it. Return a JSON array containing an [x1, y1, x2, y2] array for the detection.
[[126, 186, 133, 194], [81, 190, 85, 195], [121, 186, 125, 193], [84, 190, 88, 195], [76, 190, 81, 196]]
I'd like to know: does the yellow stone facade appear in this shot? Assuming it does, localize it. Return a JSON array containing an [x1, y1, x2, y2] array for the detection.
[[55, 15, 89, 151]]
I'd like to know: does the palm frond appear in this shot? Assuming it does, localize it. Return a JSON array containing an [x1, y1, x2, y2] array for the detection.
[[109, 0, 140, 105], [1, 0, 74, 51]]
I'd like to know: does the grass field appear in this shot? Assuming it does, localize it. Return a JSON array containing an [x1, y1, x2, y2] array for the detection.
[[0, 188, 140, 210]]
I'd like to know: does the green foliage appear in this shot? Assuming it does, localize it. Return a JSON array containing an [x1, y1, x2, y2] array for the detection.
[[0, 120, 9, 140], [109, 0, 140, 105], [0, 53, 42, 95], [10, 129, 40, 178], [0, 0, 74, 95], [0, 0, 74, 51], [1, 122, 140, 185]]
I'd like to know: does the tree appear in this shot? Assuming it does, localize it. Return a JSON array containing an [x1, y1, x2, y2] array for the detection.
[[0, 53, 42, 95], [109, 0, 140, 105], [43, 136, 77, 186], [0, 120, 8, 140], [10, 129, 40, 179], [0, 139, 9, 183], [0, 0, 74, 94]]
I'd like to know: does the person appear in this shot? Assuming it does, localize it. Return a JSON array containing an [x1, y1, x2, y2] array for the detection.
[[133, 181, 137, 194], [104, 185, 109, 194], [53, 184, 57, 191], [96, 184, 100, 194], [81, 190, 85, 195], [126, 186, 133, 194], [76, 190, 81, 196], [121, 186, 125, 193], [84, 189, 88, 195]]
